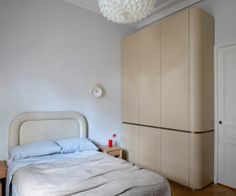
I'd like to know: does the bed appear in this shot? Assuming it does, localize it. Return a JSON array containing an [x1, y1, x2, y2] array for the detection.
[[7, 112, 171, 196]]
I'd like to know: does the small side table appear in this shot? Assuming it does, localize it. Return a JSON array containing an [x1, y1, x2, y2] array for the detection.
[[99, 146, 122, 159], [0, 161, 7, 196]]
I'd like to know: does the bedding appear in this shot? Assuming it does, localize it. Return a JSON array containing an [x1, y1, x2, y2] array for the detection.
[[9, 141, 61, 162], [56, 138, 98, 153], [7, 150, 100, 196], [7, 151, 171, 196]]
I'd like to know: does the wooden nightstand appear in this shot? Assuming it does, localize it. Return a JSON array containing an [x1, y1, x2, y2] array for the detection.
[[99, 146, 122, 158], [0, 161, 7, 196]]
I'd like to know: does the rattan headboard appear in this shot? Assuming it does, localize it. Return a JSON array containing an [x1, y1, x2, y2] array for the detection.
[[9, 112, 87, 147]]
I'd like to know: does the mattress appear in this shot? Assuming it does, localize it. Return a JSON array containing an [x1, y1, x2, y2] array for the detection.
[[8, 151, 171, 196]]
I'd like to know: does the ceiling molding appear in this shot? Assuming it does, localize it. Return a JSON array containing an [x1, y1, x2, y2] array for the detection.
[[138, 0, 201, 28], [152, 0, 179, 12], [64, 0, 100, 14]]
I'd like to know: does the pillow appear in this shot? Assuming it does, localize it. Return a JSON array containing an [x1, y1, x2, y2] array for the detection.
[[9, 141, 61, 161], [56, 138, 98, 153]]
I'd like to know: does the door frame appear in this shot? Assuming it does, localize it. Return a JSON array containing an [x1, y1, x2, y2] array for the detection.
[[214, 46, 218, 184], [214, 43, 236, 184]]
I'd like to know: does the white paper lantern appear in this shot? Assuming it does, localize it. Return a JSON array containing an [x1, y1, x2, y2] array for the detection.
[[98, 0, 156, 24]]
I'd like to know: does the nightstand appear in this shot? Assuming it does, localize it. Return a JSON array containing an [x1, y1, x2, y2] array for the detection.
[[0, 161, 7, 196], [99, 146, 122, 158]]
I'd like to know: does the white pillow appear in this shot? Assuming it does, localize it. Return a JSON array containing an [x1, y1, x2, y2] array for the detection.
[[56, 138, 98, 153], [9, 141, 61, 161]]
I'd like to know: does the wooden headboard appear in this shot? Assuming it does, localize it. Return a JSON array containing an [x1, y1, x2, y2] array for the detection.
[[9, 112, 87, 147]]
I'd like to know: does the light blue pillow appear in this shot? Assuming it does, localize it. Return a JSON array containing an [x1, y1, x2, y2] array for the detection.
[[56, 138, 98, 153], [9, 141, 61, 161]]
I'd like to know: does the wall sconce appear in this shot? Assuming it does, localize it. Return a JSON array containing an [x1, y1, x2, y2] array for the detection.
[[91, 84, 104, 98]]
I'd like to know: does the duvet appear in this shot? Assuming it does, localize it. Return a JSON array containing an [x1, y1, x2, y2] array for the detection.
[[8, 151, 171, 196]]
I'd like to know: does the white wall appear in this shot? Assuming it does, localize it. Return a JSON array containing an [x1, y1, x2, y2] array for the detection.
[[195, 0, 236, 47], [0, 0, 136, 159], [1, 0, 235, 161]]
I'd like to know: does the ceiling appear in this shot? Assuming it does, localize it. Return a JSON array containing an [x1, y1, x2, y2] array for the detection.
[[64, 0, 101, 15], [64, 0, 201, 28]]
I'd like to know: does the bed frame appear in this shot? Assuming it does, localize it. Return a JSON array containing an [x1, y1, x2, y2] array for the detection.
[[9, 112, 87, 147]]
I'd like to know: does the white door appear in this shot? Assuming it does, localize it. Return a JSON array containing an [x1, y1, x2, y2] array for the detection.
[[218, 44, 236, 188]]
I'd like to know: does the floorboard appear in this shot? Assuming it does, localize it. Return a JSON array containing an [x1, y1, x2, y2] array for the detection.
[[170, 181, 236, 196]]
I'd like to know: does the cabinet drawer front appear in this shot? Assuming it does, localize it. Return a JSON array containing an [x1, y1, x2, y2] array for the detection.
[[138, 127, 161, 173], [121, 124, 139, 163], [108, 150, 120, 157], [0, 170, 7, 179], [161, 130, 189, 186]]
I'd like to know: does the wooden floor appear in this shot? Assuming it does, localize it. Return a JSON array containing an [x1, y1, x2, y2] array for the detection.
[[170, 181, 236, 196]]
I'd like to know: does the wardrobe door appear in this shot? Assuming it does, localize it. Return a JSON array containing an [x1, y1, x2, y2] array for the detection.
[[139, 23, 161, 126], [138, 127, 161, 173], [161, 10, 190, 131], [189, 8, 214, 132], [122, 33, 139, 123], [161, 130, 190, 186], [189, 132, 214, 189], [121, 124, 139, 164]]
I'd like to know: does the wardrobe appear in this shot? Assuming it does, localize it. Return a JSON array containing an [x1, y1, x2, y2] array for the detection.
[[121, 8, 214, 189]]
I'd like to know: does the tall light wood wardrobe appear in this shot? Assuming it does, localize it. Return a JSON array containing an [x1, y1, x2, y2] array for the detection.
[[121, 8, 214, 189]]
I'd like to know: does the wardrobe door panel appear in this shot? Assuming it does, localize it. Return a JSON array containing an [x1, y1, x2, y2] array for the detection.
[[161, 10, 189, 131], [122, 33, 139, 123], [189, 8, 214, 132], [139, 24, 161, 126], [161, 130, 189, 186], [121, 124, 139, 164], [138, 127, 161, 173], [190, 132, 214, 189]]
